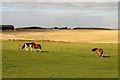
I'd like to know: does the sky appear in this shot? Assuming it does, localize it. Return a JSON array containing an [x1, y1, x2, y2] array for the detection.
[[0, 0, 119, 29]]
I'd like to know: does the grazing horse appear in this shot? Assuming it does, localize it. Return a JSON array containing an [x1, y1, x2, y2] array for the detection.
[[21, 42, 41, 52], [92, 48, 104, 57]]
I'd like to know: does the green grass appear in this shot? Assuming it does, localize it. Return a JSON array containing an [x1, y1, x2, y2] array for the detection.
[[2, 41, 118, 78]]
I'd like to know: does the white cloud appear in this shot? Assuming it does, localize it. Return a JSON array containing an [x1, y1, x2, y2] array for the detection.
[[2, 2, 118, 11]]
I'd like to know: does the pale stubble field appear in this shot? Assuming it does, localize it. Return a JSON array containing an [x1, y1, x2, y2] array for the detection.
[[1, 30, 118, 43]]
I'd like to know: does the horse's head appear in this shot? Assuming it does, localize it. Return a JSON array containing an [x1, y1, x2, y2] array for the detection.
[[92, 48, 98, 53], [92, 48, 98, 51]]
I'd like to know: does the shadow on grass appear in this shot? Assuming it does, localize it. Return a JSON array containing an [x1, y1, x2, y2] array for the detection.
[[41, 50, 49, 53], [102, 56, 111, 58]]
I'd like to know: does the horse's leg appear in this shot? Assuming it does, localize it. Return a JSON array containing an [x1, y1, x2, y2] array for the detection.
[[99, 53, 103, 57], [36, 48, 41, 53], [29, 44, 33, 52], [96, 50, 102, 57], [39, 49, 41, 53], [31, 47, 35, 52], [25, 47, 29, 51], [38, 45, 41, 53], [97, 53, 100, 57], [24, 44, 29, 51], [30, 47, 33, 52]]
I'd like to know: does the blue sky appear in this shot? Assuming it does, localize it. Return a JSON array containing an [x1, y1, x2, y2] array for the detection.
[[1, 2, 118, 29]]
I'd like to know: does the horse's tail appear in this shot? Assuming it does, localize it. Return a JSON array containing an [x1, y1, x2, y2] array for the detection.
[[22, 44, 25, 49]]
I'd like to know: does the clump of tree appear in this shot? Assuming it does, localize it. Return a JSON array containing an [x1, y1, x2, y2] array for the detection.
[[52, 27, 59, 29], [0, 25, 14, 31], [52, 27, 70, 30], [59, 27, 69, 29], [16, 26, 45, 29]]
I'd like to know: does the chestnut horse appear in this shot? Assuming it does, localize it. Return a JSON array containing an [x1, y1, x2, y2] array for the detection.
[[92, 48, 104, 57]]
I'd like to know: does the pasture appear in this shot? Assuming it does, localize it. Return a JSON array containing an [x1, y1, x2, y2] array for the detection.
[[2, 40, 118, 78]]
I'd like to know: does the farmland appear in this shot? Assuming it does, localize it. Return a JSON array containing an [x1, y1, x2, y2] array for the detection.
[[1, 30, 118, 78], [2, 30, 118, 43]]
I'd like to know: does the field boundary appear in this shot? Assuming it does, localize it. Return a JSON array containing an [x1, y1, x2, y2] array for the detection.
[[2, 39, 118, 44]]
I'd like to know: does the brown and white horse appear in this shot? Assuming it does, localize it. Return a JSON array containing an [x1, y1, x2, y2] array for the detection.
[[92, 48, 104, 57], [22, 42, 41, 52]]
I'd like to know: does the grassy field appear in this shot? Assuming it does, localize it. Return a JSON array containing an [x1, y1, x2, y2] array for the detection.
[[2, 40, 118, 78]]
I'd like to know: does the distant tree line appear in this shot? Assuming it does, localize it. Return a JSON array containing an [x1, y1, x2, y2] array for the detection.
[[17, 26, 71, 30], [17, 26, 45, 29], [1, 25, 111, 31], [73, 27, 111, 30], [0, 25, 14, 31], [16, 26, 111, 30]]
